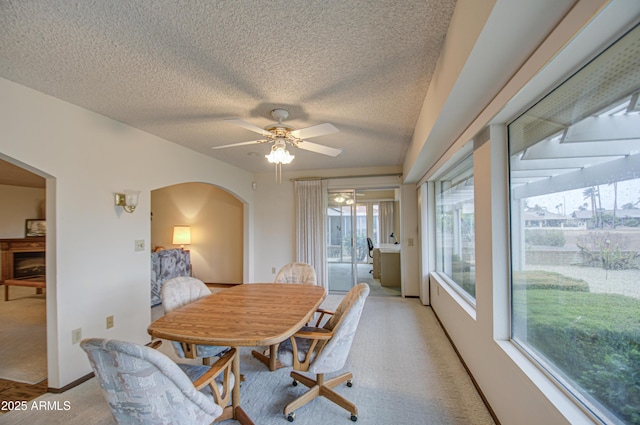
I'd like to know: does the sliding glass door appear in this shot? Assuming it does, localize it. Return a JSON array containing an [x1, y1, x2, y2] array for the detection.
[[327, 190, 357, 292]]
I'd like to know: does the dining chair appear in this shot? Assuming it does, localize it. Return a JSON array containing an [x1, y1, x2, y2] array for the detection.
[[274, 261, 318, 285], [80, 338, 235, 424], [161, 276, 229, 365], [252, 262, 318, 371], [278, 282, 370, 422]]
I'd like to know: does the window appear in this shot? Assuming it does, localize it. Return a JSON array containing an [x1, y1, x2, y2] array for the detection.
[[508, 24, 640, 425], [434, 151, 476, 300]]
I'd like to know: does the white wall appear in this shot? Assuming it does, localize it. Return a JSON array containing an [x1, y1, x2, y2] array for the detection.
[[0, 77, 255, 388], [420, 2, 640, 425], [400, 184, 419, 297]]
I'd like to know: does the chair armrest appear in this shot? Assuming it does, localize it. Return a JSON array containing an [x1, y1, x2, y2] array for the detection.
[[192, 348, 236, 391], [313, 308, 335, 327], [293, 327, 333, 341], [145, 340, 163, 350], [288, 328, 333, 371]]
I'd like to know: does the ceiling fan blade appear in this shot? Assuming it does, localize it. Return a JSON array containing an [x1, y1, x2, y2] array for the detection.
[[290, 123, 338, 139], [211, 140, 265, 150], [296, 140, 343, 157], [225, 118, 272, 137]]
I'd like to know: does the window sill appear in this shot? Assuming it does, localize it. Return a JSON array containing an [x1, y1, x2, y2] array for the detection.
[[495, 340, 600, 424], [430, 272, 477, 321]]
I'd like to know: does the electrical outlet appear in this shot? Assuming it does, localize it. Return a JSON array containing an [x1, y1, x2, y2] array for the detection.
[[106, 315, 114, 329], [408, 238, 414, 246], [135, 240, 145, 252], [271, 267, 276, 274], [72, 328, 82, 344]]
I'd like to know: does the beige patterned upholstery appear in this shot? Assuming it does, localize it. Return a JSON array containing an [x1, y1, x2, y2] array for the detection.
[[161, 277, 228, 363], [252, 262, 319, 371], [274, 262, 317, 285], [278, 283, 370, 422]]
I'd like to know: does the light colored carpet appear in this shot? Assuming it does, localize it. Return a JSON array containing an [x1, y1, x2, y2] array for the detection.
[[0, 294, 495, 425], [329, 263, 401, 297], [0, 287, 47, 384]]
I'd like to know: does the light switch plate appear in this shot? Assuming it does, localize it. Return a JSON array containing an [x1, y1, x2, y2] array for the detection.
[[72, 328, 82, 344], [135, 240, 145, 252]]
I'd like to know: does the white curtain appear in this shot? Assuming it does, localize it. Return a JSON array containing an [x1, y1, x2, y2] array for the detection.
[[379, 200, 395, 244], [294, 180, 328, 289]]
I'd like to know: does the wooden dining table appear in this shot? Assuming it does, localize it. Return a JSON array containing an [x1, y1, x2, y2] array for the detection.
[[147, 283, 327, 424]]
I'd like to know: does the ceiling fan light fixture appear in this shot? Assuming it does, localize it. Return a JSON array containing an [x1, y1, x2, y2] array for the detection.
[[265, 144, 295, 164]]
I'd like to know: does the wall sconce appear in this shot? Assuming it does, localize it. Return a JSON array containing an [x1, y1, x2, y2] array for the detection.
[[114, 190, 140, 213], [172, 225, 191, 249]]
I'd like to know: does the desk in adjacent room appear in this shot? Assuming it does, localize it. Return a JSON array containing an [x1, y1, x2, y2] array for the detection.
[[373, 243, 401, 287]]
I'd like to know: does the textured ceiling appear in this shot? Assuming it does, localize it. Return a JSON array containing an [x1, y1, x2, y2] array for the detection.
[[0, 0, 456, 175]]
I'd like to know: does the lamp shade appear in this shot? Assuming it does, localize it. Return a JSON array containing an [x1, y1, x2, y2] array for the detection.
[[265, 144, 295, 164], [172, 225, 191, 246]]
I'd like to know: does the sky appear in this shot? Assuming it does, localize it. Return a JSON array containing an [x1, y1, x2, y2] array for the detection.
[[526, 178, 640, 214]]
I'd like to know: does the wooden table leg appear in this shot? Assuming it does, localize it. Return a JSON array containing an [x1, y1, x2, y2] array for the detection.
[[269, 344, 277, 371], [231, 348, 240, 416], [229, 348, 255, 425], [235, 406, 254, 425]]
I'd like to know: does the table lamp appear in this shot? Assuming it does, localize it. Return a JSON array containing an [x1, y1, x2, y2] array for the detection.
[[172, 225, 191, 249]]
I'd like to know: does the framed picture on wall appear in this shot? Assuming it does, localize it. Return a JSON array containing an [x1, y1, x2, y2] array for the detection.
[[25, 219, 46, 237]]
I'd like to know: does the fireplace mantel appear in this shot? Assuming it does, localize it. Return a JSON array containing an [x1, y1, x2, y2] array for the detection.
[[0, 237, 46, 283]]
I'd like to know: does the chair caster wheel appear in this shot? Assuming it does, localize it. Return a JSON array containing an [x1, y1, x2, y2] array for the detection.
[[287, 413, 296, 422], [346, 379, 353, 387], [350, 414, 358, 421], [292, 379, 298, 386]]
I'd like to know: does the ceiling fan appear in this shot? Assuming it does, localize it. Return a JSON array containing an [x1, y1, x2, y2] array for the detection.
[[212, 109, 343, 164]]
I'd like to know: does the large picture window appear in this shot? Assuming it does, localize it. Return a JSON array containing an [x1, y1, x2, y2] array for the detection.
[[435, 151, 476, 301], [508, 25, 640, 425]]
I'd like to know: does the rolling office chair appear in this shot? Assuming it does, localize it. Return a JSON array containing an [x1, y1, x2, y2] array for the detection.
[[366, 237, 374, 274], [277, 282, 370, 422]]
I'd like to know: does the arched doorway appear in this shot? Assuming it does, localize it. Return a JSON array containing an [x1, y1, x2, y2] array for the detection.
[[150, 182, 244, 286]]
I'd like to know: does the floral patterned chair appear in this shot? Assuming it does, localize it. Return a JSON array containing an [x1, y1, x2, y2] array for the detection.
[[278, 282, 370, 422], [150, 248, 191, 306], [80, 338, 235, 424]]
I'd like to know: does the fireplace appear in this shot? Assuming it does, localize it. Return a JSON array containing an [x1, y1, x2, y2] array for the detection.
[[13, 251, 45, 279], [0, 238, 46, 283]]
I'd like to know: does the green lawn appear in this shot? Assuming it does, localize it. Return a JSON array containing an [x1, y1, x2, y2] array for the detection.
[[512, 271, 640, 424]]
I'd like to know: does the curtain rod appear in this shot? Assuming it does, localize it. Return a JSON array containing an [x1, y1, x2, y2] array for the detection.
[[290, 173, 403, 182]]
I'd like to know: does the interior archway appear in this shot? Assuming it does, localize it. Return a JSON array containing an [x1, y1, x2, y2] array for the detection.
[[150, 182, 244, 285]]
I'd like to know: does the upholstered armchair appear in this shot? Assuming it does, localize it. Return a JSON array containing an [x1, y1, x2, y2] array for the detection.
[[161, 276, 228, 365], [80, 338, 236, 424], [150, 248, 191, 306], [278, 282, 369, 422], [252, 262, 318, 371]]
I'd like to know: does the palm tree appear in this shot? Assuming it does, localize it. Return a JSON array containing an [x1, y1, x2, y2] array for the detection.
[[610, 181, 618, 229], [583, 187, 597, 227], [595, 185, 603, 228]]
